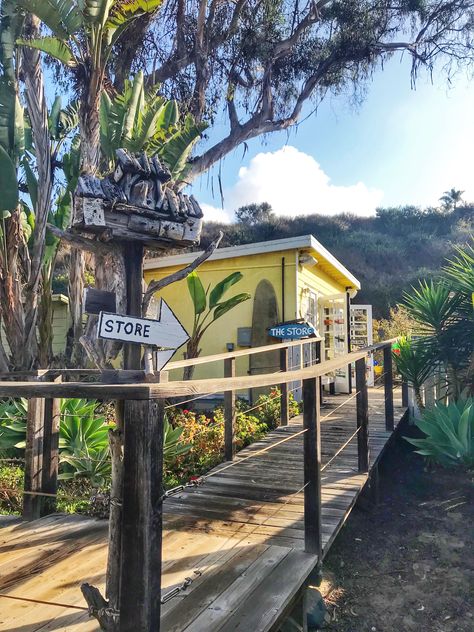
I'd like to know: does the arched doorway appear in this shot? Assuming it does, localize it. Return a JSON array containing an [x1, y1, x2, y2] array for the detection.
[[249, 279, 280, 402]]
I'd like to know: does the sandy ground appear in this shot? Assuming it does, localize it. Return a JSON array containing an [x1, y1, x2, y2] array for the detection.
[[321, 428, 474, 631]]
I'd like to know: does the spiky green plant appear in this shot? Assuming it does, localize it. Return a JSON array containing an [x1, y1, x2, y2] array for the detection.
[[405, 398, 474, 467], [393, 337, 435, 411], [402, 240, 474, 398]]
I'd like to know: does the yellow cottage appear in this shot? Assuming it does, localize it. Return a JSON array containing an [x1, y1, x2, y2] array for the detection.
[[145, 235, 361, 393]]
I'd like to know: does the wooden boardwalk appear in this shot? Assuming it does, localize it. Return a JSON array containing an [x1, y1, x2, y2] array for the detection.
[[0, 387, 405, 632]]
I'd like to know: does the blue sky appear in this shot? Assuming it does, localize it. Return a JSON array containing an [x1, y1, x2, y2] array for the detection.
[[193, 55, 474, 222]]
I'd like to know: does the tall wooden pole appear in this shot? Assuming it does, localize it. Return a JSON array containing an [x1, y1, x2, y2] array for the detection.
[[355, 358, 369, 473], [303, 377, 322, 558], [383, 345, 394, 431], [118, 243, 164, 631], [224, 357, 236, 461], [279, 347, 290, 427]]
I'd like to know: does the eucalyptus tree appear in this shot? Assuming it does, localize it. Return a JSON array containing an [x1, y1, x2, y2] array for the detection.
[[111, 0, 474, 187]]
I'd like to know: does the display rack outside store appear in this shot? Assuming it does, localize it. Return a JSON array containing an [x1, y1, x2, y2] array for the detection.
[[322, 298, 349, 392], [350, 304, 374, 386]]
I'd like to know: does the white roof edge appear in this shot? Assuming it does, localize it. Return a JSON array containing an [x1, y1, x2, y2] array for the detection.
[[144, 234, 361, 289]]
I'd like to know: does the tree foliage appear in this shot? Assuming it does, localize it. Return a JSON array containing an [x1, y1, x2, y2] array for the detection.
[[235, 202, 274, 226]]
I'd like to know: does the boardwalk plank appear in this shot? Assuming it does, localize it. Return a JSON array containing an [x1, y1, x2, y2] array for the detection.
[[0, 388, 406, 632]]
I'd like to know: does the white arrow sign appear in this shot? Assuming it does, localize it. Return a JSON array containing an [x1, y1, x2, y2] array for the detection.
[[98, 300, 189, 363]]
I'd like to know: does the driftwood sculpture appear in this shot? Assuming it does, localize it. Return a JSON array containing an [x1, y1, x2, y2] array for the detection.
[[72, 149, 203, 248]]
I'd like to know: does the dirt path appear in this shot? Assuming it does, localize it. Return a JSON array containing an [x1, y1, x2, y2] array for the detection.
[[322, 428, 474, 632]]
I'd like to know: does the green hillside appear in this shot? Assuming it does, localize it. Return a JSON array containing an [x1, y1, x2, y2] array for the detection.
[[199, 205, 474, 318]]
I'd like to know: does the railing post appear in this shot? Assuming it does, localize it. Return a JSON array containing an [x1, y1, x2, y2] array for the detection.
[[41, 386, 61, 516], [224, 357, 236, 461], [355, 358, 369, 473], [402, 380, 409, 407], [119, 398, 164, 632], [23, 396, 45, 521], [303, 377, 322, 557], [279, 347, 289, 427], [383, 345, 394, 431]]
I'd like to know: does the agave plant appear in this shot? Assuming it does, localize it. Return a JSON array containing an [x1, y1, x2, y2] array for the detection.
[[163, 416, 191, 463], [405, 398, 474, 467], [59, 446, 111, 487], [184, 271, 251, 379]]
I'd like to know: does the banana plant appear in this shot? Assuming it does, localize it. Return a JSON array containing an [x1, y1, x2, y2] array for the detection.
[[184, 272, 251, 380], [16, 0, 163, 173], [100, 71, 206, 180], [15, 0, 164, 362]]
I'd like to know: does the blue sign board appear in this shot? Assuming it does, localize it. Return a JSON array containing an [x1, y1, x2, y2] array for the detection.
[[269, 323, 316, 339]]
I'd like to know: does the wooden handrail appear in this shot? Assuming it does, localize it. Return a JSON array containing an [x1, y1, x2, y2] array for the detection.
[[165, 337, 322, 370], [0, 340, 396, 400]]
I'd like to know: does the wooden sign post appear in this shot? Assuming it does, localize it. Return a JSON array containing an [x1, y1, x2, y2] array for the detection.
[[70, 150, 204, 632]]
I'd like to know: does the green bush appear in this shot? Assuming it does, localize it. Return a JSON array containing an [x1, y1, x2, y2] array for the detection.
[[249, 387, 300, 429], [405, 398, 474, 467], [0, 464, 23, 514]]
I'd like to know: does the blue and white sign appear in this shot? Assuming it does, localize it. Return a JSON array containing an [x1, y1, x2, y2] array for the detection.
[[268, 323, 316, 339]]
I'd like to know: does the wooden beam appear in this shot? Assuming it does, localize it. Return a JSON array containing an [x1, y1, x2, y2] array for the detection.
[[119, 399, 164, 632], [355, 358, 369, 473], [0, 349, 369, 400], [224, 357, 236, 461], [23, 397, 45, 521], [40, 383, 61, 516], [124, 243, 144, 371], [402, 380, 409, 407], [303, 377, 322, 557], [383, 346, 394, 431], [279, 347, 289, 427], [165, 338, 320, 370], [0, 382, 154, 399]]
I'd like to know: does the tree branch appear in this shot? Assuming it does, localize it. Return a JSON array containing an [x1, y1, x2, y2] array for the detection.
[[142, 231, 223, 315]]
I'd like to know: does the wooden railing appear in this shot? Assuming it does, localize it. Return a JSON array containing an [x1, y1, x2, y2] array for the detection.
[[0, 338, 402, 631]]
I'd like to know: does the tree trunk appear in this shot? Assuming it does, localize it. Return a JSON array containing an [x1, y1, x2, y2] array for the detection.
[[0, 207, 31, 369], [183, 338, 200, 381], [22, 14, 54, 367], [68, 77, 103, 366], [38, 266, 54, 367]]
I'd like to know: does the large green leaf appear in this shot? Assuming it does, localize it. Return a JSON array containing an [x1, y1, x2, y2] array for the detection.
[[0, 145, 18, 210], [122, 70, 144, 140], [16, 0, 83, 39], [17, 36, 77, 66], [212, 293, 251, 322], [84, 0, 114, 26], [48, 95, 62, 139], [159, 114, 207, 179], [187, 271, 207, 315], [22, 157, 38, 210], [105, 0, 163, 47], [155, 99, 178, 130], [0, 0, 25, 82], [209, 272, 244, 309]]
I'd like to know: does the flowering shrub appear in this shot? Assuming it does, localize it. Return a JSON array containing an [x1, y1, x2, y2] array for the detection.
[[249, 388, 300, 430], [164, 387, 300, 485], [165, 406, 268, 484]]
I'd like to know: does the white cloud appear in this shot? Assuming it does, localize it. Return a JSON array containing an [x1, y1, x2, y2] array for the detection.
[[221, 146, 384, 219], [200, 203, 233, 224]]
